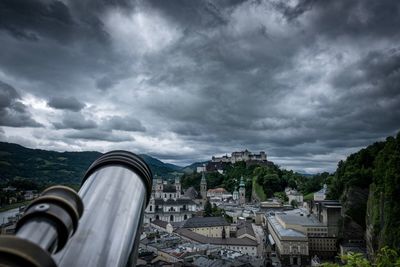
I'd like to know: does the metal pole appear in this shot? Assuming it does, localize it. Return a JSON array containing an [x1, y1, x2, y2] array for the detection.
[[54, 152, 152, 267]]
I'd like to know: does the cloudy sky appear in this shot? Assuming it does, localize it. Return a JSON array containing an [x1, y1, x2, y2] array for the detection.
[[0, 0, 399, 173]]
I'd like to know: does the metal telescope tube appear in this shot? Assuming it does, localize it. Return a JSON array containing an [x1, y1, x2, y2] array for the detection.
[[53, 151, 153, 267]]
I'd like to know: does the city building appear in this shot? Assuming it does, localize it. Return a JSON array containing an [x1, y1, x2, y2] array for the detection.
[[181, 217, 230, 238], [175, 228, 259, 257], [267, 214, 309, 266], [285, 188, 304, 205], [314, 184, 328, 201], [267, 201, 342, 265], [144, 178, 198, 224]]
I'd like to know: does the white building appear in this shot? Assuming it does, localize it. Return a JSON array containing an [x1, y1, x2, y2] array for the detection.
[[174, 217, 259, 257], [314, 184, 328, 201], [267, 202, 342, 265], [285, 188, 304, 204], [144, 178, 198, 224]]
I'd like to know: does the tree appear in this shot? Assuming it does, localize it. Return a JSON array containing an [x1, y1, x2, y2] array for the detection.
[[290, 199, 298, 208], [288, 178, 297, 189], [322, 247, 400, 267], [204, 200, 212, 217]]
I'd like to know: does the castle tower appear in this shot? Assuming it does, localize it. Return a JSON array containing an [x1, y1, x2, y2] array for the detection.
[[175, 178, 181, 198], [155, 177, 163, 199], [239, 176, 246, 205], [200, 172, 207, 202]]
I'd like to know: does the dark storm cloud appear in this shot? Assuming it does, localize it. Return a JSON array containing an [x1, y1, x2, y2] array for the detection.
[[0, 0, 110, 43], [53, 112, 97, 130], [0, 0, 400, 171], [102, 115, 146, 132], [0, 81, 42, 127], [277, 0, 400, 38], [64, 129, 133, 142], [47, 96, 85, 111]]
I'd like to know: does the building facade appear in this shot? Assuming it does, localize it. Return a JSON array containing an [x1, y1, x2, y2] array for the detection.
[[267, 201, 342, 265], [144, 178, 198, 224], [174, 217, 259, 257]]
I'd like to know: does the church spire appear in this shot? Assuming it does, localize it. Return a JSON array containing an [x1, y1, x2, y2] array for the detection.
[[239, 176, 245, 187]]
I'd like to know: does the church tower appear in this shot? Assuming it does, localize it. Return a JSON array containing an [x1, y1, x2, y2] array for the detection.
[[239, 176, 246, 206], [175, 178, 181, 198], [200, 172, 207, 202], [155, 177, 163, 199]]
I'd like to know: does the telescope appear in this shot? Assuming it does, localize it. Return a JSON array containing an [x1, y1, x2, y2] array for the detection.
[[0, 151, 153, 267]]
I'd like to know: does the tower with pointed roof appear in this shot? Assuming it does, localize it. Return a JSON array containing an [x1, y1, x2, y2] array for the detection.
[[239, 176, 246, 205], [175, 177, 181, 198], [200, 172, 207, 202]]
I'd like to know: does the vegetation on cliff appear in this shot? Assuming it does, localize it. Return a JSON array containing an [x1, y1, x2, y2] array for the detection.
[[327, 132, 400, 254], [323, 246, 400, 267]]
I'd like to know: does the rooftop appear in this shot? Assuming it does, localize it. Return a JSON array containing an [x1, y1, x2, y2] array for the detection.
[[267, 216, 307, 240], [182, 216, 230, 228], [175, 228, 258, 246], [277, 213, 322, 227], [236, 221, 255, 238], [151, 219, 169, 229]]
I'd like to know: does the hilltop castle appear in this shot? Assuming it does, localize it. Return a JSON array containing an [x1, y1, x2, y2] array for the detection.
[[211, 150, 267, 164]]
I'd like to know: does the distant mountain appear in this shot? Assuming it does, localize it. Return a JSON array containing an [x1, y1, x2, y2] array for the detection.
[[0, 142, 182, 185]]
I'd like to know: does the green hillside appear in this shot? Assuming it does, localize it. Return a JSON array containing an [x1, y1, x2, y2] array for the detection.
[[0, 142, 182, 186]]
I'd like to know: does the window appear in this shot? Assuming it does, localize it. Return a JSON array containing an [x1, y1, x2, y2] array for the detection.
[[149, 205, 152, 211], [170, 215, 174, 222]]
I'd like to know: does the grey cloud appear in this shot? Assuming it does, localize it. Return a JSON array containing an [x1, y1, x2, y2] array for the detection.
[[0, 0, 110, 43], [48, 96, 85, 111], [102, 115, 146, 132], [0, 81, 42, 127], [278, 0, 400, 39], [0, 0, 400, 172], [64, 129, 133, 142], [53, 112, 97, 130]]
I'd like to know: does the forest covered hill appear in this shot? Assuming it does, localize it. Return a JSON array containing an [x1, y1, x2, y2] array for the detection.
[[0, 142, 182, 186], [327, 132, 400, 256]]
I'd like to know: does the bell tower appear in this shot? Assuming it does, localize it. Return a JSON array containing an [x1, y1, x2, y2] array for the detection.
[[200, 172, 207, 202], [239, 176, 246, 206]]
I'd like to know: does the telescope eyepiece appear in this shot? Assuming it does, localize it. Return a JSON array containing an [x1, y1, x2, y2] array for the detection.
[[82, 150, 153, 205]]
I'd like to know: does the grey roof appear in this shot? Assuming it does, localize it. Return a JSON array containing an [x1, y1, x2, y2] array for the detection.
[[267, 216, 307, 240], [175, 228, 258, 246], [193, 257, 232, 267], [182, 217, 229, 228], [151, 219, 168, 229], [278, 214, 323, 226], [184, 187, 199, 199], [236, 221, 255, 238]]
